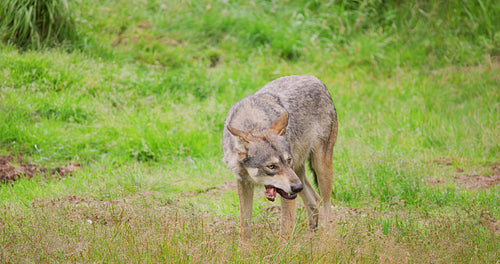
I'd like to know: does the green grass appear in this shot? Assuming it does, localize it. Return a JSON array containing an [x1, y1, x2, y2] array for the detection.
[[1, 0, 500, 262]]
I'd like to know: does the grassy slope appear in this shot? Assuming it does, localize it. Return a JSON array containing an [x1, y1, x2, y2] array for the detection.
[[1, 0, 499, 262]]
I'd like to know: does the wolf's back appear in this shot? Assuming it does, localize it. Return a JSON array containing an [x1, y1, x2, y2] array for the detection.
[[222, 75, 337, 173]]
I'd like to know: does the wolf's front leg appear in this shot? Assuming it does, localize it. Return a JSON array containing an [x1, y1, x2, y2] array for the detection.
[[280, 198, 297, 236], [237, 179, 254, 241]]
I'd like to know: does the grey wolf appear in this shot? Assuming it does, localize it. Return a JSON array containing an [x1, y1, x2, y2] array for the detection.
[[222, 75, 338, 239]]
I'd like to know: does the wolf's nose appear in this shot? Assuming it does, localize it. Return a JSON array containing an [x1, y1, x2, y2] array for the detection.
[[291, 183, 303, 194]]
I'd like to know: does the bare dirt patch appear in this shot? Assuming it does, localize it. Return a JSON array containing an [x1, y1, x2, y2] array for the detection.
[[426, 164, 500, 190], [0, 155, 80, 184], [454, 165, 500, 189]]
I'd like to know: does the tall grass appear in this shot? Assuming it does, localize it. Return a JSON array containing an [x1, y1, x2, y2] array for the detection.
[[1, 194, 498, 263], [0, 0, 78, 49]]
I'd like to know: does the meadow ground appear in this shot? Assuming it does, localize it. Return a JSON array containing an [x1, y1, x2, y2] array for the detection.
[[1, 0, 499, 263]]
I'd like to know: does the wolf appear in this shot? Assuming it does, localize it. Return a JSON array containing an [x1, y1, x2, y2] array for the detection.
[[222, 75, 338, 239]]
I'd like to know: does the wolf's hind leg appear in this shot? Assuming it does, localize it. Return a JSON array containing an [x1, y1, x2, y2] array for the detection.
[[296, 165, 320, 230], [310, 120, 337, 225]]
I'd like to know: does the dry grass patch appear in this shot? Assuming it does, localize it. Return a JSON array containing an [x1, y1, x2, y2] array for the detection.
[[1, 192, 498, 263]]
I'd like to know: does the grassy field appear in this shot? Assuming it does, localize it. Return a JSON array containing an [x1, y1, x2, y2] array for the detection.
[[1, 0, 499, 262]]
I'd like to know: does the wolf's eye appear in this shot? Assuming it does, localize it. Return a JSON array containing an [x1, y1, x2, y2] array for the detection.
[[267, 164, 277, 170], [287, 157, 292, 164]]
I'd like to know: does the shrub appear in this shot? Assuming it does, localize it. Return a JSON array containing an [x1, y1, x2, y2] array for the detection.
[[0, 0, 78, 49]]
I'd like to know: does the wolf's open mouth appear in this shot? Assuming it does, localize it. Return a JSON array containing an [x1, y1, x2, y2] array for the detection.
[[265, 185, 297, 201]]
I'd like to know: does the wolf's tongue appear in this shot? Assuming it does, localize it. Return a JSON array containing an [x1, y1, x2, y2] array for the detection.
[[265, 185, 277, 201]]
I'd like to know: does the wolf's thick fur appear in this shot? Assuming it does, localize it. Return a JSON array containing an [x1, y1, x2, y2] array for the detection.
[[222, 75, 338, 239]]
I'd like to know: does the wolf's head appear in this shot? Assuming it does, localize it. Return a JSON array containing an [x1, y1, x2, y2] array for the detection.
[[227, 113, 303, 201]]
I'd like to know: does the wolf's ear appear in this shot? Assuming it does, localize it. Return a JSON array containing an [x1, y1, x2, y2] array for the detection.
[[227, 125, 254, 142], [269, 112, 288, 136]]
